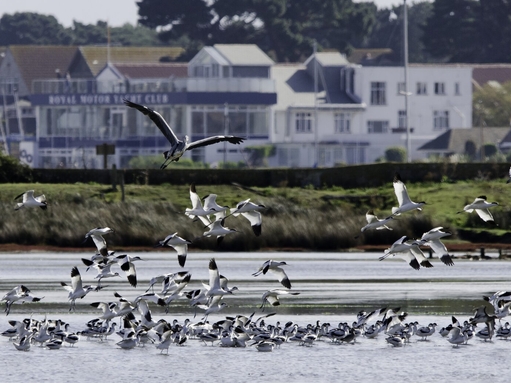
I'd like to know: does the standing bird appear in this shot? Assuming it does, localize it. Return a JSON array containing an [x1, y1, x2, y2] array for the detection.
[[391, 173, 426, 215], [253, 260, 292, 289], [124, 99, 244, 169], [156, 232, 192, 267], [458, 196, 499, 223], [14, 190, 47, 210]]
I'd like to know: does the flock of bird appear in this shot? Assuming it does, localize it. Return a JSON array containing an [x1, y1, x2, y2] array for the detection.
[[3, 297, 511, 352], [360, 172, 500, 270], [2, 102, 510, 355]]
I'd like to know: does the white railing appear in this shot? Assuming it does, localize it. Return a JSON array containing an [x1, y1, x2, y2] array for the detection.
[[175, 78, 275, 93]]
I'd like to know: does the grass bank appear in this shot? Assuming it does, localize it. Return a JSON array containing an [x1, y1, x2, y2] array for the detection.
[[1, 178, 510, 252]]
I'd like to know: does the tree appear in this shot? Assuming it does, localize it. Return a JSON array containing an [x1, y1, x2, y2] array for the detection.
[[422, 0, 511, 63], [0, 12, 72, 45], [357, 2, 433, 64], [473, 81, 511, 127], [136, 0, 376, 62], [385, 146, 407, 162]]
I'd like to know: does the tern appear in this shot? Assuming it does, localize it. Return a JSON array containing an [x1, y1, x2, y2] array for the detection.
[[14, 190, 47, 210], [124, 99, 244, 169], [391, 173, 426, 215], [458, 196, 498, 223]]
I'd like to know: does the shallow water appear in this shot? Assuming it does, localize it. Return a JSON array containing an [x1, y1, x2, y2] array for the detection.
[[1, 250, 510, 383]]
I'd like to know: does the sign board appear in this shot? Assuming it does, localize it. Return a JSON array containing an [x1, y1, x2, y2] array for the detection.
[[96, 143, 115, 155]]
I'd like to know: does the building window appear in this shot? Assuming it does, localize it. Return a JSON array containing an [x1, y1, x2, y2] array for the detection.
[[334, 113, 351, 133], [433, 110, 449, 129], [397, 82, 406, 95], [295, 112, 313, 133], [370, 82, 386, 105], [454, 82, 461, 95], [434, 82, 446, 95], [416, 82, 427, 95], [367, 120, 389, 133], [398, 110, 406, 129]]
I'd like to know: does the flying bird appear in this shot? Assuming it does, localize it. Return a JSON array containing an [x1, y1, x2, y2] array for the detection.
[[156, 232, 192, 267], [391, 173, 426, 215], [253, 260, 292, 289], [458, 196, 499, 223], [14, 190, 47, 210], [357, 210, 394, 237], [418, 227, 454, 266], [124, 99, 245, 169], [230, 198, 265, 236]]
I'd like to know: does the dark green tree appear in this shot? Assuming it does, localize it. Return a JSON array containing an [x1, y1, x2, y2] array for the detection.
[[0, 12, 72, 45], [135, 0, 376, 62], [422, 0, 511, 63]]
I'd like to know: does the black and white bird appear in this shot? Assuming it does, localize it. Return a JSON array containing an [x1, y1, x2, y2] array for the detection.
[[185, 184, 213, 226], [14, 190, 47, 210], [60, 266, 98, 311], [230, 198, 265, 236], [260, 289, 300, 311], [203, 218, 237, 245], [124, 99, 245, 169], [391, 173, 426, 215], [1, 285, 43, 316], [358, 210, 394, 236], [418, 227, 455, 266], [252, 260, 292, 289], [379, 236, 432, 270], [507, 166, 511, 183], [458, 196, 499, 223], [115, 254, 144, 288], [156, 232, 192, 267]]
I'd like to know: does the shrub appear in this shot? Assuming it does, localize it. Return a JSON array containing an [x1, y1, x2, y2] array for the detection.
[[385, 147, 407, 162], [0, 153, 33, 183]]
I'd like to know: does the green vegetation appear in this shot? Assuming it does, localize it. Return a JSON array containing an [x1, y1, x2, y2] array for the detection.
[[1, 178, 510, 251]]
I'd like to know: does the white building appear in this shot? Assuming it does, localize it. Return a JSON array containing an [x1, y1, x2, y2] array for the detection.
[[0, 44, 473, 168]]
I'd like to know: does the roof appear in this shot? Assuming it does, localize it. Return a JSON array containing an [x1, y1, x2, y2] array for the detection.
[[304, 51, 349, 67], [7, 45, 77, 87], [272, 64, 363, 110], [472, 64, 511, 87], [111, 63, 188, 79], [213, 44, 274, 66], [78, 46, 185, 76], [347, 48, 393, 65], [418, 127, 511, 152]]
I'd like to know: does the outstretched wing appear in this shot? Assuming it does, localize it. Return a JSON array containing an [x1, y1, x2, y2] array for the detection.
[[186, 136, 244, 151], [124, 99, 178, 146], [393, 174, 412, 207]]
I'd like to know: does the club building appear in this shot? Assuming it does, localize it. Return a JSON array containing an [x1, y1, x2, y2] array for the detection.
[[0, 44, 473, 168]]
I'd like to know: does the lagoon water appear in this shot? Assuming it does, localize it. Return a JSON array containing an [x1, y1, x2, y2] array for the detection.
[[1, 250, 510, 382]]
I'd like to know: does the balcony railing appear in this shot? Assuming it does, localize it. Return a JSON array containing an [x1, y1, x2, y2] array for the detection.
[[175, 78, 275, 93]]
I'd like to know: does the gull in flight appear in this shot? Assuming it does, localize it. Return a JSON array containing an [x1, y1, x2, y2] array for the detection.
[[14, 190, 47, 210], [457, 196, 498, 223], [391, 173, 426, 215], [124, 99, 245, 169]]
